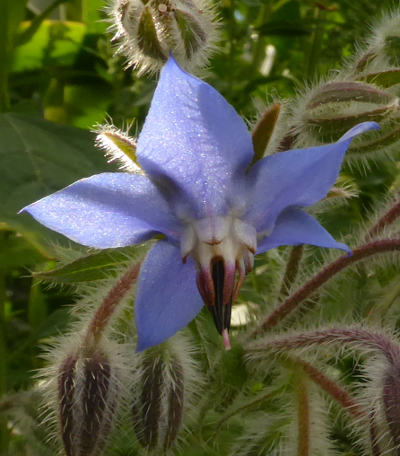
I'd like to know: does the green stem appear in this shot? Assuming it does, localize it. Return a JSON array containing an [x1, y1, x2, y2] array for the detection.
[[215, 387, 281, 432], [279, 245, 304, 299], [306, 7, 325, 81], [0, 261, 8, 453], [251, 3, 272, 73]]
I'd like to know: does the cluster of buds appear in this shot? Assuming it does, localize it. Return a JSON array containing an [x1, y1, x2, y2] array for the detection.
[[57, 344, 120, 456], [109, 0, 218, 74]]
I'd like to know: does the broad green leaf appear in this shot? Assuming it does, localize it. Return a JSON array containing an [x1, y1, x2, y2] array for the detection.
[[359, 69, 400, 88], [12, 20, 86, 72], [0, 112, 113, 252], [82, 0, 108, 34], [33, 246, 146, 283], [0, 234, 44, 268], [16, 0, 69, 46]]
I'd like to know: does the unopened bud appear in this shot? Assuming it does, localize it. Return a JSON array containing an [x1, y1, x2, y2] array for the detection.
[[299, 81, 399, 142], [110, 0, 218, 74], [132, 349, 185, 450], [58, 349, 119, 456], [353, 13, 400, 73]]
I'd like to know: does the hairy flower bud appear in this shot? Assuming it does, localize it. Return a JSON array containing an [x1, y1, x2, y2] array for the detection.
[[57, 348, 120, 456], [291, 80, 400, 154], [109, 0, 218, 74], [131, 339, 193, 450], [356, 13, 400, 71]]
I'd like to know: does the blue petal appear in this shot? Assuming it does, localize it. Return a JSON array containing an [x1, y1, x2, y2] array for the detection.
[[21, 173, 181, 248], [137, 56, 254, 218], [245, 121, 379, 234], [135, 240, 203, 351], [257, 207, 350, 254]]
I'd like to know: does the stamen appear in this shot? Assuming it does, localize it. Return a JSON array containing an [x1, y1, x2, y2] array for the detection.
[[212, 257, 225, 333], [222, 329, 231, 350]]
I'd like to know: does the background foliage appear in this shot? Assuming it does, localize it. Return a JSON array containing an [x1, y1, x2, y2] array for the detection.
[[1, 0, 400, 455]]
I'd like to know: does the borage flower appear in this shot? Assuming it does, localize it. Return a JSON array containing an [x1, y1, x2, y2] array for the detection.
[[21, 57, 378, 351]]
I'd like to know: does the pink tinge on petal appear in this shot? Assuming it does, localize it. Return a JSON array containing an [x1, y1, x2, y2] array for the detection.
[[222, 329, 231, 350]]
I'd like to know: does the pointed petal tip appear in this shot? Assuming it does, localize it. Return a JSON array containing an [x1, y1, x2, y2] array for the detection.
[[337, 242, 352, 255], [340, 121, 380, 142]]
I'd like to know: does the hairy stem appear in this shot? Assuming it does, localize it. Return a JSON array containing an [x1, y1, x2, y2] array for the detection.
[[85, 262, 141, 345], [254, 239, 400, 335], [249, 327, 400, 365], [296, 377, 310, 456], [279, 245, 305, 299], [215, 388, 281, 432], [296, 358, 365, 419], [367, 199, 400, 239], [369, 408, 382, 456]]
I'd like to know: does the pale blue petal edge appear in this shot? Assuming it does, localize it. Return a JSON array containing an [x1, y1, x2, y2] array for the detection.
[[245, 121, 379, 234], [257, 207, 351, 254], [135, 240, 204, 351], [21, 173, 182, 249]]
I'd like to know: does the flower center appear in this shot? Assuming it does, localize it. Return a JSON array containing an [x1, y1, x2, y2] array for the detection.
[[180, 216, 257, 348]]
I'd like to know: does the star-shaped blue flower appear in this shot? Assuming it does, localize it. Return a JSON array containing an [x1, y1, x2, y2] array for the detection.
[[21, 57, 378, 351]]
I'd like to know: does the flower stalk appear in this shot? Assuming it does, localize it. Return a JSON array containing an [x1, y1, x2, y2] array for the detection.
[[254, 239, 400, 335], [85, 261, 141, 346], [296, 376, 310, 456], [295, 357, 365, 419], [367, 198, 400, 239], [249, 327, 400, 364], [279, 245, 304, 299]]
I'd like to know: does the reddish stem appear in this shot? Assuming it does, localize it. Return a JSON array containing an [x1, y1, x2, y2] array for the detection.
[[279, 245, 305, 298], [255, 239, 400, 335], [250, 327, 400, 365], [85, 262, 141, 345], [296, 358, 365, 419], [367, 199, 400, 239], [369, 408, 382, 456], [296, 377, 310, 456]]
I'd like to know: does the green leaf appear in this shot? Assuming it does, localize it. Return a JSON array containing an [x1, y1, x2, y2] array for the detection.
[[82, 0, 108, 34], [0, 112, 113, 253], [33, 246, 146, 283], [0, 234, 44, 268], [12, 20, 86, 72], [359, 69, 400, 88], [16, 0, 69, 46]]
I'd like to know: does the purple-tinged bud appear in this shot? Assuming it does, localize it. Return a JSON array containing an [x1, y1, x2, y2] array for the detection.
[[109, 0, 219, 74], [58, 353, 78, 456], [163, 358, 184, 450], [131, 345, 187, 450], [382, 363, 400, 451], [57, 349, 120, 456], [132, 354, 163, 448], [300, 81, 398, 142]]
